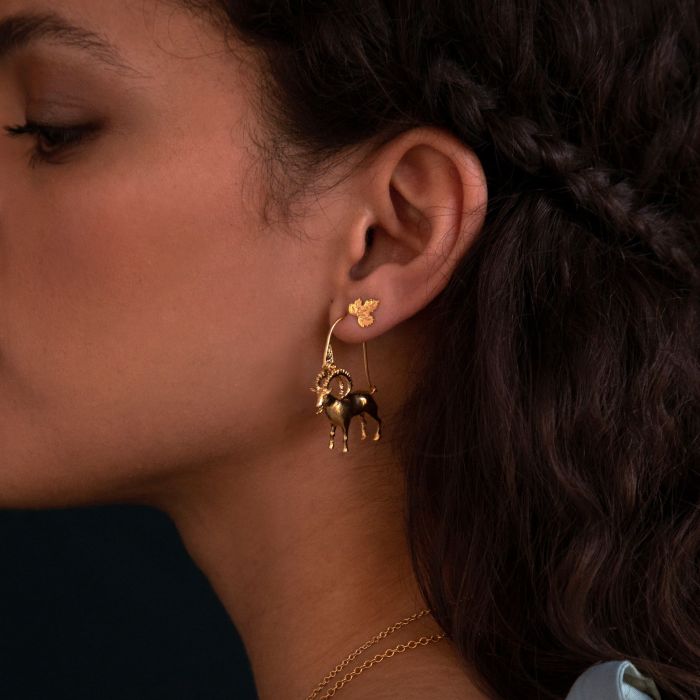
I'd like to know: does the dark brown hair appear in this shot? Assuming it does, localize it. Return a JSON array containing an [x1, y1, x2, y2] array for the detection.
[[185, 1, 700, 697]]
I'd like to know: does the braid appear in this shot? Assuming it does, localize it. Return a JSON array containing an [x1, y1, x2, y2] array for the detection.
[[485, 113, 697, 285], [424, 52, 699, 287]]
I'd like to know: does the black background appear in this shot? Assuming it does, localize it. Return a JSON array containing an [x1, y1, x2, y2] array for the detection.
[[0, 505, 258, 699]]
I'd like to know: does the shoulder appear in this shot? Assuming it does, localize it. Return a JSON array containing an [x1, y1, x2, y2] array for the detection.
[[367, 685, 489, 700], [366, 659, 661, 700], [565, 660, 661, 700]]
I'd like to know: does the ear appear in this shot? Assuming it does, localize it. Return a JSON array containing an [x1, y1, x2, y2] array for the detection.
[[328, 126, 487, 342]]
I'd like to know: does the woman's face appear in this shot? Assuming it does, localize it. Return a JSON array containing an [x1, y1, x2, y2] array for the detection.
[[0, 0, 343, 507]]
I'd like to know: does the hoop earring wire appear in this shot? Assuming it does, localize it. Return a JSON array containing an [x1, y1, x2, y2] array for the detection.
[[311, 299, 382, 452]]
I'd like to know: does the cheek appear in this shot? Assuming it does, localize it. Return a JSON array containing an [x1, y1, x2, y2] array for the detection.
[[0, 143, 302, 506]]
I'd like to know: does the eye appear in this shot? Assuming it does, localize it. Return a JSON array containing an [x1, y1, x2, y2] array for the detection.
[[3, 120, 98, 167]]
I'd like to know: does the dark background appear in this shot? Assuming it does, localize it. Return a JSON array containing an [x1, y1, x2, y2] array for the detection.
[[0, 505, 258, 699]]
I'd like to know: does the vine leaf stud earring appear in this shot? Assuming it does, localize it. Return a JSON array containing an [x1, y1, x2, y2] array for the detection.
[[348, 297, 379, 327], [310, 298, 382, 453]]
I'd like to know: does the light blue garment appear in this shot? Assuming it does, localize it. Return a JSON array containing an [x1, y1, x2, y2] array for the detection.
[[565, 660, 661, 700]]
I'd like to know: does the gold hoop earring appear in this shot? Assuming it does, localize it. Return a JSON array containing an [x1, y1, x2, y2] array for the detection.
[[310, 298, 382, 453]]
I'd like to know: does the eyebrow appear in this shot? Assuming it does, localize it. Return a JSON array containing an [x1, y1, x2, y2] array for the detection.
[[0, 11, 142, 77]]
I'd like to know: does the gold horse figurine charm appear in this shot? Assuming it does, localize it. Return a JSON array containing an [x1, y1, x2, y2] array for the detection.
[[310, 312, 382, 453]]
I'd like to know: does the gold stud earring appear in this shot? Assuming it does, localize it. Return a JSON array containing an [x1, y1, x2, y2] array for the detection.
[[348, 297, 380, 327], [309, 298, 382, 453]]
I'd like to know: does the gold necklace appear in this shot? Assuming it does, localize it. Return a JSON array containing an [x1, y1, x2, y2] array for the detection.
[[305, 608, 446, 700]]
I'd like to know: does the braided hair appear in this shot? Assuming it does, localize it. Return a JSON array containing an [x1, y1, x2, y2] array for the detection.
[[184, 1, 700, 697]]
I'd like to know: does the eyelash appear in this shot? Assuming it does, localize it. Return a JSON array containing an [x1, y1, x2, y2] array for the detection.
[[3, 120, 97, 167]]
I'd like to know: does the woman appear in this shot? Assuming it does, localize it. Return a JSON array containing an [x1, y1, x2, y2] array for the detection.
[[1, 0, 697, 698]]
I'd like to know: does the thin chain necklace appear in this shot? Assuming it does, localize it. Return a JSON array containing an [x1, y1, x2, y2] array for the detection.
[[305, 608, 446, 700]]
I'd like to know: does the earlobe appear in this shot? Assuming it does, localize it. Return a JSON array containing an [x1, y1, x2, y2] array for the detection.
[[330, 127, 487, 343]]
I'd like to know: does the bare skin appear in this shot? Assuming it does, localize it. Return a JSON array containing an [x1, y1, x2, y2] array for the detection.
[[0, 1, 490, 698]]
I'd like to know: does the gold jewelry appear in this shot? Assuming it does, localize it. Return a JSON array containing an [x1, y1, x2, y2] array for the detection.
[[310, 298, 382, 452], [348, 297, 380, 327], [305, 608, 446, 700]]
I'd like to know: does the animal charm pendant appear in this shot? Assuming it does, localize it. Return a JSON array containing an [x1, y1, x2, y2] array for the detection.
[[310, 311, 382, 453], [311, 349, 382, 453]]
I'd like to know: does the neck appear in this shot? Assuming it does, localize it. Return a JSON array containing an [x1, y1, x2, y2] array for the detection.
[[156, 420, 439, 700]]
